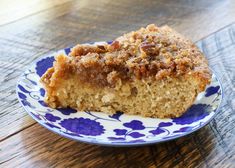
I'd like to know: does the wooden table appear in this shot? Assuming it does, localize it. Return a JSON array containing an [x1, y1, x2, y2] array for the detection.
[[1, 0, 235, 167]]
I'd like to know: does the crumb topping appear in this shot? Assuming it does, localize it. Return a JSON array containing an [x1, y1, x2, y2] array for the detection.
[[60, 24, 211, 87]]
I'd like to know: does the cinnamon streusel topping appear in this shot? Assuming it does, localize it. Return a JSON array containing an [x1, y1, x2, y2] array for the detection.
[[60, 24, 210, 87]]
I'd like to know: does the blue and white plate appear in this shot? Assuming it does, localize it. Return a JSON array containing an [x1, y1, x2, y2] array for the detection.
[[17, 42, 222, 146]]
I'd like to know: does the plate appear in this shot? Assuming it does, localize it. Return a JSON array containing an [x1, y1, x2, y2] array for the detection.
[[16, 42, 222, 146]]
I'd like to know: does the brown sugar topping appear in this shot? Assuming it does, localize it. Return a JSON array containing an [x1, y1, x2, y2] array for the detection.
[[64, 24, 211, 87]]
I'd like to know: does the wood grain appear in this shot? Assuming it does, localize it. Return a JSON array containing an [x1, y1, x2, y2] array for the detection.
[[0, 0, 72, 26], [0, 0, 235, 167]]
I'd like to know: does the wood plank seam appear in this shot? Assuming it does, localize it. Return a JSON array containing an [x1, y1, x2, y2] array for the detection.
[[0, 122, 37, 143]]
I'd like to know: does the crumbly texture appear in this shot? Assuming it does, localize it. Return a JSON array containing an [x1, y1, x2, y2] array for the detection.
[[41, 24, 211, 118]]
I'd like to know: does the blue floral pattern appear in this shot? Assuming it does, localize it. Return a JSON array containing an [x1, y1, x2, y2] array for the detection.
[[36, 56, 54, 77], [64, 47, 71, 55], [59, 118, 105, 136], [173, 126, 195, 133], [18, 92, 35, 108], [128, 132, 145, 138], [114, 129, 127, 135], [57, 108, 77, 115], [109, 111, 123, 121], [205, 86, 220, 97], [16, 44, 222, 146], [123, 120, 145, 130], [38, 100, 48, 107], [39, 88, 45, 97], [172, 104, 212, 125], [45, 113, 61, 122], [149, 122, 172, 135], [149, 128, 165, 135]]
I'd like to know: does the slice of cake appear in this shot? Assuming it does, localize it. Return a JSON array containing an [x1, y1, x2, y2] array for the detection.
[[41, 24, 211, 118]]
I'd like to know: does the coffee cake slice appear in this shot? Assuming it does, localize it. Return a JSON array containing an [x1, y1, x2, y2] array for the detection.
[[41, 24, 211, 118]]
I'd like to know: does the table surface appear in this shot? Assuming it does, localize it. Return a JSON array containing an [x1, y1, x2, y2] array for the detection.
[[0, 0, 235, 167]]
